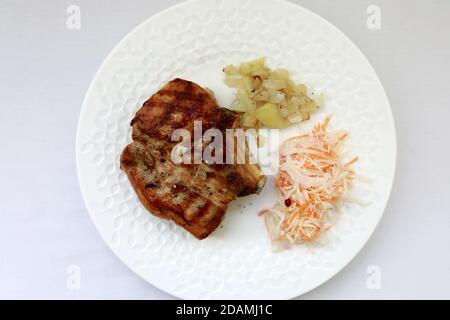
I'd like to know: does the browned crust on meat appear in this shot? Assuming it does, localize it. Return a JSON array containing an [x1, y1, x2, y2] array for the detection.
[[121, 144, 225, 239], [120, 78, 266, 239]]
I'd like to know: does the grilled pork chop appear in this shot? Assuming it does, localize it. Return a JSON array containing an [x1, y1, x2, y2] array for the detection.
[[120, 78, 266, 239]]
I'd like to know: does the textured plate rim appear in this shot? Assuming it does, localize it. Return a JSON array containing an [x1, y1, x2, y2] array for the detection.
[[76, 0, 397, 299]]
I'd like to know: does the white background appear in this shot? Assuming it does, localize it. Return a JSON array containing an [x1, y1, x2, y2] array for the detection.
[[0, 0, 449, 299]]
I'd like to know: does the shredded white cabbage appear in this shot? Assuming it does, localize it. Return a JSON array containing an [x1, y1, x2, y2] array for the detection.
[[260, 116, 358, 247]]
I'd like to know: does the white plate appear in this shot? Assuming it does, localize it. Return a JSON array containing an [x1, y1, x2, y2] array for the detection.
[[77, 0, 396, 299]]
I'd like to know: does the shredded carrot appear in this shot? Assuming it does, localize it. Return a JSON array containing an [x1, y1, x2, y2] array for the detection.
[[261, 116, 357, 246]]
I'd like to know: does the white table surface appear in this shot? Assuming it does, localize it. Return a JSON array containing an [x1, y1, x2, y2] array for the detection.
[[1, 0, 449, 299]]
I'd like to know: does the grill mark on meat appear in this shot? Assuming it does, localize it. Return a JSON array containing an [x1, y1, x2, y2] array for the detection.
[[189, 200, 211, 225], [120, 78, 266, 239]]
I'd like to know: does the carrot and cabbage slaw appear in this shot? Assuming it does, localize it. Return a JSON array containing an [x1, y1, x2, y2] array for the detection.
[[260, 116, 358, 246]]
